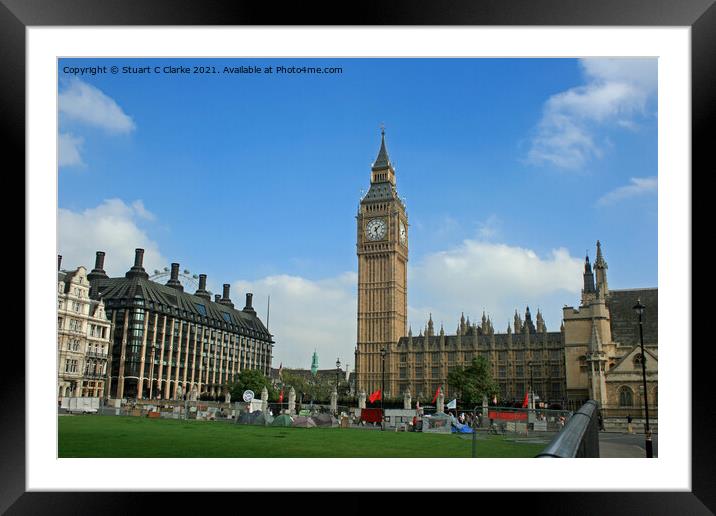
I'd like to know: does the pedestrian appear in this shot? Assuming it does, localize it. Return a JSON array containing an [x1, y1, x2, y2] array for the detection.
[[626, 414, 633, 434], [598, 413, 605, 431]]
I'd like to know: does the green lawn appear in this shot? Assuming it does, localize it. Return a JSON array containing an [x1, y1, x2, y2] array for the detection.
[[58, 415, 545, 458]]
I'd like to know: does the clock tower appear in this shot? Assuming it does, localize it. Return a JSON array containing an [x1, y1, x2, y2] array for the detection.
[[356, 129, 408, 396]]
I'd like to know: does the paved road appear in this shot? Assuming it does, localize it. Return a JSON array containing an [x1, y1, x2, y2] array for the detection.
[[599, 431, 658, 458]]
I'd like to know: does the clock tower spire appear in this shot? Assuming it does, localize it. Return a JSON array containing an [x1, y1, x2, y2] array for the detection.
[[356, 129, 408, 396]]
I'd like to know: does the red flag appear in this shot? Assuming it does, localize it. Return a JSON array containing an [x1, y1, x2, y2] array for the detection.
[[279, 388, 284, 403], [522, 390, 529, 408], [368, 389, 382, 403], [432, 385, 442, 404]]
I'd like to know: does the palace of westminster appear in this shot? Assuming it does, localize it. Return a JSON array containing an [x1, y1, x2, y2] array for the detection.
[[57, 131, 657, 414]]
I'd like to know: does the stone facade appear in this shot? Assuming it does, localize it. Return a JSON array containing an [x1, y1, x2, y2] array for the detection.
[[57, 257, 111, 399], [355, 130, 408, 394], [394, 310, 565, 404], [562, 241, 658, 416]]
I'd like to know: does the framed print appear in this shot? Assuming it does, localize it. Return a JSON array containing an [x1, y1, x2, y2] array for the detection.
[[4, 0, 712, 513]]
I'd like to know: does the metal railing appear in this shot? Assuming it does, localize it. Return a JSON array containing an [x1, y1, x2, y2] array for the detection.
[[536, 400, 600, 458]]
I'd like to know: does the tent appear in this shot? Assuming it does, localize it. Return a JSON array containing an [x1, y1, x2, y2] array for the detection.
[[272, 414, 293, 427], [311, 413, 337, 428], [452, 422, 474, 434], [237, 410, 272, 426], [291, 416, 317, 428]]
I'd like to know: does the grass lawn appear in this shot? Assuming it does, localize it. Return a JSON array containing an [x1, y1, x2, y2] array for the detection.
[[58, 415, 546, 458]]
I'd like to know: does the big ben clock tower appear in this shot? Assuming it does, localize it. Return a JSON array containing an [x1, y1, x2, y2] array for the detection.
[[356, 129, 408, 396]]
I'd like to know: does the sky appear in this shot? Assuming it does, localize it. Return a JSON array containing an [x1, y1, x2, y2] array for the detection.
[[57, 57, 658, 370]]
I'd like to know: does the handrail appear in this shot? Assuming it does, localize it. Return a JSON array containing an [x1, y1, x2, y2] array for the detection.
[[536, 400, 600, 458]]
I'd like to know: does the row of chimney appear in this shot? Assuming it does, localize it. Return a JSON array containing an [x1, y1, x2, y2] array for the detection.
[[62, 248, 254, 313]]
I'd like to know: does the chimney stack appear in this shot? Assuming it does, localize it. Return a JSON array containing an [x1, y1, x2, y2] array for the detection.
[[58, 255, 62, 271], [125, 248, 149, 280], [165, 262, 184, 292], [195, 273, 211, 301], [215, 294, 222, 303], [243, 292, 256, 313], [219, 283, 234, 308], [88, 251, 109, 282]]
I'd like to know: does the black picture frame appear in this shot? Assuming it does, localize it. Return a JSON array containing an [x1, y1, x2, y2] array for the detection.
[[4, 0, 710, 513]]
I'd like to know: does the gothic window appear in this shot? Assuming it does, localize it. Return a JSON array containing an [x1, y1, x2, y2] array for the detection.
[[516, 365, 524, 377], [432, 366, 439, 378], [618, 386, 634, 407], [498, 366, 506, 378]]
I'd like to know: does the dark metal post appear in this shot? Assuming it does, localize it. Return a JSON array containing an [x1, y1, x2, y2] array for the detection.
[[381, 348, 386, 431], [634, 299, 653, 458]]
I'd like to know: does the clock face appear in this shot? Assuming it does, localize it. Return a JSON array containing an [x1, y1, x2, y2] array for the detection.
[[399, 221, 407, 244], [365, 218, 387, 240]]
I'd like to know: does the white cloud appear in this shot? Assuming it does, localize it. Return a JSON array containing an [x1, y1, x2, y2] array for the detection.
[[58, 132, 84, 167], [58, 198, 166, 276], [231, 273, 357, 370], [59, 77, 135, 133], [477, 214, 501, 239], [409, 240, 583, 334], [597, 177, 658, 206], [528, 58, 657, 170]]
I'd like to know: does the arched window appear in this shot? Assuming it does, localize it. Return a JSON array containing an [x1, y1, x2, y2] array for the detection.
[[618, 386, 633, 407]]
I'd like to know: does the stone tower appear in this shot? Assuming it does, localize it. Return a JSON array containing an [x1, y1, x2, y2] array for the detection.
[[356, 129, 409, 395]]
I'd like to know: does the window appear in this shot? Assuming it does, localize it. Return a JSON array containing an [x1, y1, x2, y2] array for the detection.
[[516, 365, 524, 377], [514, 351, 524, 361], [399, 368, 407, 379], [498, 366, 506, 378], [414, 353, 423, 364], [619, 386, 634, 407], [222, 313, 232, 323], [633, 354, 646, 367], [432, 366, 439, 378]]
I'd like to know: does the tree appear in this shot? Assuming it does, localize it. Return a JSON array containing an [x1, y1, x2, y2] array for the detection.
[[228, 369, 276, 402], [447, 356, 498, 406]]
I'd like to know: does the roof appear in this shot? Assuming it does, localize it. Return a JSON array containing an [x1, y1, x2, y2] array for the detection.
[[361, 181, 401, 204], [607, 288, 658, 346], [372, 130, 391, 170], [91, 275, 271, 340]]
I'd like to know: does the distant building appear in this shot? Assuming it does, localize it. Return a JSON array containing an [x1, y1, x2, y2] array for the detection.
[[563, 241, 658, 416], [57, 256, 112, 398], [395, 309, 565, 404], [84, 248, 274, 400]]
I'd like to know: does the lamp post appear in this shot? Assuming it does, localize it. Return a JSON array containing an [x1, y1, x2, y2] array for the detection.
[[633, 299, 653, 458], [381, 347, 386, 431], [335, 357, 341, 393]]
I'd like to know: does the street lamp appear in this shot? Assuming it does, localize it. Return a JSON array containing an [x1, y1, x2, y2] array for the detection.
[[380, 347, 386, 431], [335, 357, 341, 393], [633, 298, 653, 458]]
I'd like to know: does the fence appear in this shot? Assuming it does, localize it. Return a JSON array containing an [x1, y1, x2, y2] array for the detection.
[[536, 400, 600, 458]]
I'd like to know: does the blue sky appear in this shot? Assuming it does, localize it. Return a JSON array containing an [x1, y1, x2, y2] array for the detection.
[[58, 58, 658, 368]]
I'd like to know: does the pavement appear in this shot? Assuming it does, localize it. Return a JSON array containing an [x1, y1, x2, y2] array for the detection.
[[598, 431, 658, 458]]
